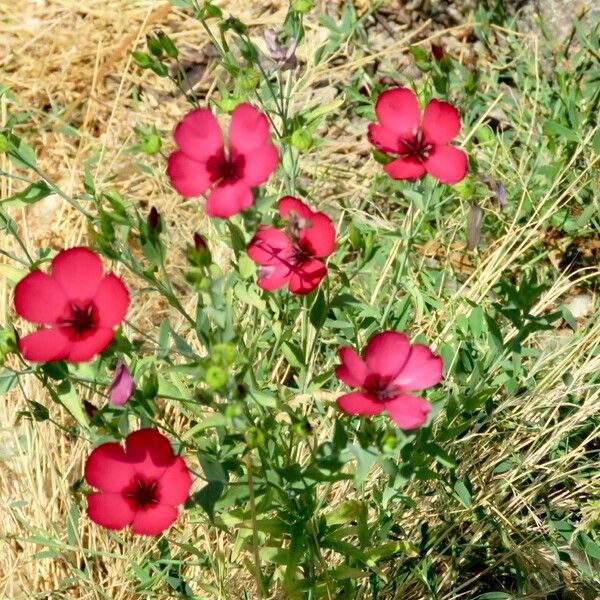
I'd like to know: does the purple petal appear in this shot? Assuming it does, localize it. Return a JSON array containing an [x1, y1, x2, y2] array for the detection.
[[108, 359, 135, 407]]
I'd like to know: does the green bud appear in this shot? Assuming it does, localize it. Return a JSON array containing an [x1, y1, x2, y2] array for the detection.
[[146, 34, 163, 57], [216, 93, 240, 113], [187, 233, 212, 267], [291, 417, 312, 439], [204, 365, 228, 390], [142, 368, 159, 399], [292, 0, 313, 12], [185, 268, 211, 290], [211, 343, 237, 366], [0, 133, 9, 153], [157, 31, 178, 59], [140, 132, 162, 155], [225, 402, 243, 418], [475, 124, 494, 144], [382, 433, 398, 452], [245, 426, 265, 449], [239, 67, 260, 92], [454, 176, 476, 197], [291, 128, 313, 152]]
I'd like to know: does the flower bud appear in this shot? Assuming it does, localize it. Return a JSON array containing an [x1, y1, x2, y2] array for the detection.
[[291, 128, 313, 152], [141, 367, 159, 399], [292, 0, 313, 13], [431, 44, 444, 62], [188, 233, 212, 267], [245, 426, 265, 449], [204, 365, 228, 390], [108, 359, 135, 407], [148, 206, 161, 232]]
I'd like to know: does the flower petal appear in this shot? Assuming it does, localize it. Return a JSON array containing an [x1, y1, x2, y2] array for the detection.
[[131, 504, 178, 536], [85, 442, 135, 492], [384, 157, 426, 181], [17, 328, 70, 363], [167, 151, 213, 197], [278, 196, 313, 220], [173, 108, 223, 162], [392, 344, 443, 392], [241, 143, 279, 187], [228, 104, 271, 154], [14, 271, 67, 324], [375, 88, 420, 137], [299, 212, 336, 258], [51, 248, 104, 300], [67, 328, 115, 363], [205, 181, 254, 218], [335, 346, 368, 387], [367, 123, 402, 154], [288, 258, 327, 295], [87, 492, 135, 531], [247, 227, 293, 266], [256, 263, 292, 291], [421, 99, 461, 145], [126, 428, 175, 480], [158, 457, 193, 505], [364, 331, 411, 380], [93, 274, 129, 328], [385, 395, 431, 430], [423, 145, 468, 184], [337, 392, 383, 416]]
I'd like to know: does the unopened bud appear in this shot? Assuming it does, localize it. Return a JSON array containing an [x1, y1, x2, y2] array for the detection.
[[148, 206, 161, 232]]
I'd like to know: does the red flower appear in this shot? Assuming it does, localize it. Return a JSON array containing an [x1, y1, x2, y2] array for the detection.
[[14, 248, 129, 363], [335, 331, 443, 429], [167, 104, 279, 218], [85, 428, 192, 536], [368, 87, 467, 184], [247, 196, 336, 295]]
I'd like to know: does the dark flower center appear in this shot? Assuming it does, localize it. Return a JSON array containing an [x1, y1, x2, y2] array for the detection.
[[58, 301, 98, 339], [124, 477, 160, 509], [364, 373, 402, 402], [400, 129, 433, 162], [206, 151, 246, 184]]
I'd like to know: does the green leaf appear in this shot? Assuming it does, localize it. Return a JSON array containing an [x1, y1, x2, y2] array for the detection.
[[544, 120, 580, 143], [0, 369, 18, 395], [0, 181, 52, 208], [453, 479, 472, 508], [309, 289, 328, 329], [192, 481, 225, 520], [51, 380, 89, 429]]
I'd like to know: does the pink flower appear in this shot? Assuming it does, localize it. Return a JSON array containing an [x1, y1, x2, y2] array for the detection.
[[85, 428, 192, 536], [247, 196, 336, 295], [368, 87, 467, 184], [108, 359, 135, 407], [167, 104, 279, 218], [335, 331, 443, 430], [14, 248, 129, 363]]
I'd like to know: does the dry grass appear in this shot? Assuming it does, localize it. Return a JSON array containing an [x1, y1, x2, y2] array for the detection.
[[1, 0, 599, 598]]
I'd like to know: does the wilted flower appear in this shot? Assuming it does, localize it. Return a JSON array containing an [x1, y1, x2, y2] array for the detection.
[[167, 104, 279, 218], [85, 428, 192, 536], [335, 331, 443, 429], [108, 359, 135, 407], [480, 174, 507, 207], [368, 87, 468, 184], [466, 203, 483, 250], [14, 248, 129, 363], [263, 28, 298, 70]]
